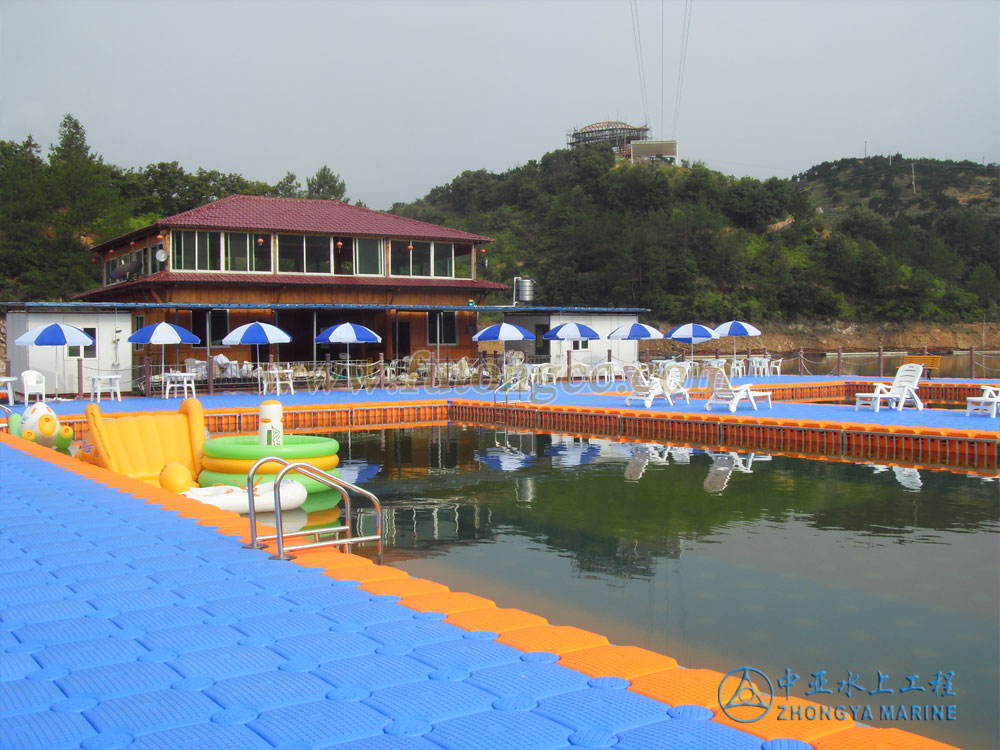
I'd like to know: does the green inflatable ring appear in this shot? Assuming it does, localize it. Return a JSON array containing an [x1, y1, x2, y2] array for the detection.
[[198, 468, 341, 495], [202, 434, 340, 460]]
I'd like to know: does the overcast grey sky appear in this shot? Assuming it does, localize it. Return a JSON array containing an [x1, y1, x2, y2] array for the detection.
[[2, 0, 997, 210]]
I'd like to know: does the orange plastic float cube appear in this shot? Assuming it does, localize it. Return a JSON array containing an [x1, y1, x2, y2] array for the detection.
[[360, 577, 449, 597], [445, 608, 548, 634], [497, 625, 608, 655], [397, 591, 496, 615], [712, 696, 853, 743], [812, 726, 960, 750], [630, 667, 741, 709], [558, 644, 678, 680]]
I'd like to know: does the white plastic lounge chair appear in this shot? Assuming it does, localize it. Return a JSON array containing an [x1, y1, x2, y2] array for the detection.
[[623, 365, 663, 408], [657, 364, 691, 406], [966, 386, 998, 418], [703, 366, 772, 412], [21, 370, 46, 404], [854, 364, 924, 412]]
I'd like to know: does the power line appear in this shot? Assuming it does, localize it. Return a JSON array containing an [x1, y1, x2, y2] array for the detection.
[[629, 0, 650, 128], [672, 0, 694, 140]]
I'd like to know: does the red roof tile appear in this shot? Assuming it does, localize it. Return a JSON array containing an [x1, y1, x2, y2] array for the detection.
[[161, 195, 492, 243], [73, 271, 507, 300]]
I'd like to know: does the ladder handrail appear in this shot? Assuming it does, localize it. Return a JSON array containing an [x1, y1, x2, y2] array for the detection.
[[244, 455, 382, 562]]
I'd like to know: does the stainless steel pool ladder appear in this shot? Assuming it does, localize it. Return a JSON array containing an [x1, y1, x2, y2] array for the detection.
[[243, 456, 383, 563], [493, 373, 531, 408]]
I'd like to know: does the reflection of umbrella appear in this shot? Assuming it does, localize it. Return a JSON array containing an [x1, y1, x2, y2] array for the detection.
[[473, 323, 535, 369], [608, 323, 664, 340], [713, 320, 762, 358], [128, 322, 200, 374], [336, 461, 382, 485], [475, 448, 535, 472], [222, 322, 292, 392], [546, 437, 600, 467], [15, 323, 95, 398], [666, 323, 719, 358], [543, 322, 600, 368], [317, 323, 382, 385]]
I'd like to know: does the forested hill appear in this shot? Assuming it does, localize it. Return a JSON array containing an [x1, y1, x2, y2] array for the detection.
[[1, 114, 997, 322], [392, 150, 999, 322]]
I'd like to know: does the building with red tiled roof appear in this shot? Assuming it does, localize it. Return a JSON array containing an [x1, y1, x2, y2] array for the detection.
[[75, 195, 505, 364]]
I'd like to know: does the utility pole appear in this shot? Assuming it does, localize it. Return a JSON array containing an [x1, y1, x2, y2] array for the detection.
[[911, 163, 916, 194], [864, 141, 867, 158]]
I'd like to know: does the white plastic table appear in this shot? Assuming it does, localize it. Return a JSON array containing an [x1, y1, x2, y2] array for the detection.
[[90, 374, 122, 402], [0, 376, 15, 405], [163, 371, 196, 399]]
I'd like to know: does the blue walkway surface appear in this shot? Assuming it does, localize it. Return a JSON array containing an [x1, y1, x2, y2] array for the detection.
[[0, 441, 773, 750], [15, 376, 999, 433]]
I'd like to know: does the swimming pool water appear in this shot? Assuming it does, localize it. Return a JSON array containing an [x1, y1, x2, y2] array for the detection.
[[314, 425, 999, 749]]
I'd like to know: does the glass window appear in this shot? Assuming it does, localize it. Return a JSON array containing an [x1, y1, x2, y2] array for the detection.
[[278, 234, 304, 273], [67, 326, 97, 359], [428, 311, 457, 345], [356, 238, 381, 275], [226, 233, 249, 271], [193, 309, 230, 348], [305, 235, 331, 273], [252, 234, 272, 272], [434, 242, 453, 277], [534, 324, 550, 355], [104, 258, 115, 284], [177, 230, 197, 270], [390, 240, 411, 276], [133, 315, 145, 351], [454, 244, 473, 278], [334, 237, 353, 274], [411, 241, 431, 276], [572, 339, 590, 350]]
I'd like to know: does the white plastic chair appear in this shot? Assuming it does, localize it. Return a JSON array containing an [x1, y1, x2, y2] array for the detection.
[[703, 366, 772, 412], [768, 358, 783, 376], [656, 364, 691, 406], [21, 370, 46, 404], [854, 364, 924, 412], [623, 365, 663, 408], [965, 386, 998, 418], [729, 360, 746, 378]]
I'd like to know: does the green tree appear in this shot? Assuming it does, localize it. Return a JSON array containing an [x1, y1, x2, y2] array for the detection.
[[305, 166, 346, 201]]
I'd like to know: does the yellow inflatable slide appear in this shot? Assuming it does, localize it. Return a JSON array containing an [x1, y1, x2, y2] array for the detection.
[[80, 398, 206, 486]]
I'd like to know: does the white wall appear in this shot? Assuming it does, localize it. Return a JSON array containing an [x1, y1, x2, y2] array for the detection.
[[503, 312, 640, 366], [6, 312, 133, 399]]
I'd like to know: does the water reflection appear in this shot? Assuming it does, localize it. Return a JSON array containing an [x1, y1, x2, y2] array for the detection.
[[306, 425, 997, 748]]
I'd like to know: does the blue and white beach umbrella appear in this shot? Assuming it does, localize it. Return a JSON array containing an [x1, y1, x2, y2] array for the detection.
[[316, 322, 382, 345], [15, 323, 94, 348], [316, 323, 382, 384], [713, 320, 762, 357], [666, 323, 719, 357], [542, 322, 600, 341], [129, 322, 201, 346], [15, 323, 95, 398], [607, 323, 664, 340], [222, 322, 292, 346], [223, 322, 292, 391], [129, 322, 201, 375], [472, 323, 536, 341]]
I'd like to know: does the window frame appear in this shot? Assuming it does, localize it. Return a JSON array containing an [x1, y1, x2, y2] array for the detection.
[[66, 326, 97, 359], [427, 311, 458, 346]]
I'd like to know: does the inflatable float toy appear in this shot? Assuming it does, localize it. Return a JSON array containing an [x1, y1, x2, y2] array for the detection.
[[159, 461, 308, 513], [8, 403, 73, 454], [197, 401, 340, 494]]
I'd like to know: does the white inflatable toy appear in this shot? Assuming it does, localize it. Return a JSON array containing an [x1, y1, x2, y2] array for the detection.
[[183, 479, 308, 514], [15, 402, 74, 452]]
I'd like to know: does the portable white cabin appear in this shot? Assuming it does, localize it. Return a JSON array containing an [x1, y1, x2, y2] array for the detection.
[[6, 311, 133, 399], [502, 311, 640, 367]]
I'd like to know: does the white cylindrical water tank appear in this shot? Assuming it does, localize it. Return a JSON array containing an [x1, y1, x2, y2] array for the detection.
[[258, 400, 284, 446], [516, 277, 535, 303]]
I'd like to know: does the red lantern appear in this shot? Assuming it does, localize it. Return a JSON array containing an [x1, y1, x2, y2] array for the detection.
[[336, 240, 343, 249], [407, 243, 414, 251]]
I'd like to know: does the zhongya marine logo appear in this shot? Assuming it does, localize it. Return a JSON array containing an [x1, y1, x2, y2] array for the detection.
[[719, 667, 774, 723]]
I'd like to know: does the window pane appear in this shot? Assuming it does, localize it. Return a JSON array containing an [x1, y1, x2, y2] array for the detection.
[[207, 232, 221, 270], [428, 311, 457, 345], [305, 235, 330, 273], [252, 234, 272, 271], [390, 240, 410, 276], [278, 234, 304, 273], [433, 242, 453, 277], [334, 237, 353, 274], [67, 327, 97, 359], [226, 233, 249, 271], [196, 232, 210, 269], [357, 238, 381, 274], [454, 243, 473, 278], [411, 241, 431, 276], [178, 231, 196, 270]]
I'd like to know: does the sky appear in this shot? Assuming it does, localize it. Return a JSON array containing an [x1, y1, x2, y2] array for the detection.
[[1, 0, 997, 211]]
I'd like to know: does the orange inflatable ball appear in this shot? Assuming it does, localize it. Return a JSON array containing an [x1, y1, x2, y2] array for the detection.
[[159, 462, 194, 492]]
